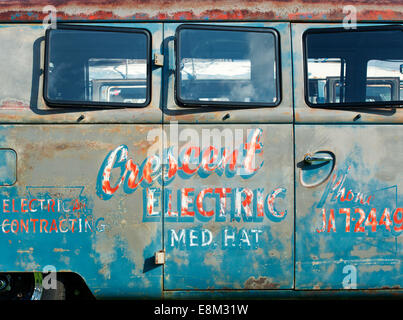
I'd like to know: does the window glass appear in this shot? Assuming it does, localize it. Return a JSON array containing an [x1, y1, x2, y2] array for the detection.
[[45, 27, 150, 107], [305, 28, 403, 107], [176, 26, 280, 106]]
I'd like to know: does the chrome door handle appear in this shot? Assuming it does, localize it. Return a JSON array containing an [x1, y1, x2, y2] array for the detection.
[[304, 153, 333, 164]]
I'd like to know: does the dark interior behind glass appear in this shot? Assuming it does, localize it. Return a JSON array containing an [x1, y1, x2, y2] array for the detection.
[[305, 28, 403, 106], [177, 26, 279, 106], [45, 28, 149, 107]]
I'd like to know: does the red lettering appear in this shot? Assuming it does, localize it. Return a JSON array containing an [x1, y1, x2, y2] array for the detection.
[[48, 199, 55, 212], [196, 188, 214, 217], [214, 188, 232, 218], [29, 199, 37, 212], [339, 208, 351, 232], [316, 209, 326, 233], [12, 199, 18, 213], [20, 219, 29, 233], [393, 208, 403, 232], [21, 199, 28, 213], [40, 219, 48, 233], [126, 159, 143, 190], [180, 147, 200, 175], [3, 200, 9, 213], [327, 209, 336, 232], [49, 219, 58, 233], [30, 219, 38, 233], [200, 147, 219, 173], [180, 188, 195, 217]]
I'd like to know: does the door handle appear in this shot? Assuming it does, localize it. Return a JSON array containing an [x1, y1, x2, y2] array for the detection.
[[300, 151, 335, 187], [304, 153, 333, 164]]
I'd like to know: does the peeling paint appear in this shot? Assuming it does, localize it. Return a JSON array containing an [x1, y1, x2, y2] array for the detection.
[[1, 1, 403, 22], [244, 276, 281, 289]]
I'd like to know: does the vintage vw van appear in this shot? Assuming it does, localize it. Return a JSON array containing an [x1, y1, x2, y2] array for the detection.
[[0, 0, 401, 299]]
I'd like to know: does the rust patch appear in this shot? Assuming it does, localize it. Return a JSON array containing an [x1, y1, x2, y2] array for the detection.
[[244, 276, 281, 289], [53, 248, 70, 252], [17, 247, 34, 254], [0, 99, 29, 109], [1, 1, 403, 22]]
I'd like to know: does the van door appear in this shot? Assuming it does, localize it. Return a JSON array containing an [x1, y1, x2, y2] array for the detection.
[[293, 23, 403, 289], [0, 23, 164, 298], [161, 22, 295, 292]]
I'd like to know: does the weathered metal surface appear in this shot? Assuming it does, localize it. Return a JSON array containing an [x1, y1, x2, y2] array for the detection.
[[163, 22, 293, 124], [0, 125, 163, 298], [163, 124, 294, 290], [296, 125, 403, 289], [0, 16, 402, 298], [293, 22, 403, 292], [164, 288, 403, 299], [0, 23, 163, 124], [0, 149, 16, 186], [293, 23, 403, 124], [2, 0, 403, 22]]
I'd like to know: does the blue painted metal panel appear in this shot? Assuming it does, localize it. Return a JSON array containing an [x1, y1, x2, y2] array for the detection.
[[160, 22, 295, 291], [1, 19, 402, 299], [163, 124, 294, 290], [0, 124, 163, 298], [295, 125, 403, 289]]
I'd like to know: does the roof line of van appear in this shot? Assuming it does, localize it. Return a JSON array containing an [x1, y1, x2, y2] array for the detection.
[[0, 0, 403, 23]]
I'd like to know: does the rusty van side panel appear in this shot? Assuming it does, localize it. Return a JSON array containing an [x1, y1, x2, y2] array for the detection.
[[0, 0, 402, 297], [293, 23, 403, 290], [0, 125, 163, 298], [0, 19, 297, 299], [295, 125, 403, 289], [162, 124, 294, 291], [0, 22, 165, 298]]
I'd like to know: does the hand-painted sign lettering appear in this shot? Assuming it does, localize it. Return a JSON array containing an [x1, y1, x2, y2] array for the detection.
[[95, 128, 288, 250], [316, 165, 403, 234]]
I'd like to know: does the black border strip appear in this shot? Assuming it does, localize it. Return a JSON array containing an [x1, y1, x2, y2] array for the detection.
[[174, 24, 282, 108], [43, 23, 152, 109], [302, 24, 403, 109]]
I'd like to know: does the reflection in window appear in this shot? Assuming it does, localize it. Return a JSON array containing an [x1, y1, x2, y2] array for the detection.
[[177, 26, 279, 106], [366, 60, 402, 102], [89, 59, 147, 103], [181, 58, 251, 80], [45, 27, 150, 107], [307, 58, 345, 104], [305, 28, 403, 106]]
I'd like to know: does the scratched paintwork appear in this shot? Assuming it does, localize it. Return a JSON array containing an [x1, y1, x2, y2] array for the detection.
[[0, 149, 16, 186], [293, 21, 403, 291], [295, 125, 403, 289], [163, 124, 294, 290], [0, 6, 402, 297], [2, 0, 403, 22], [0, 125, 163, 298], [293, 21, 403, 289], [164, 288, 403, 299]]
